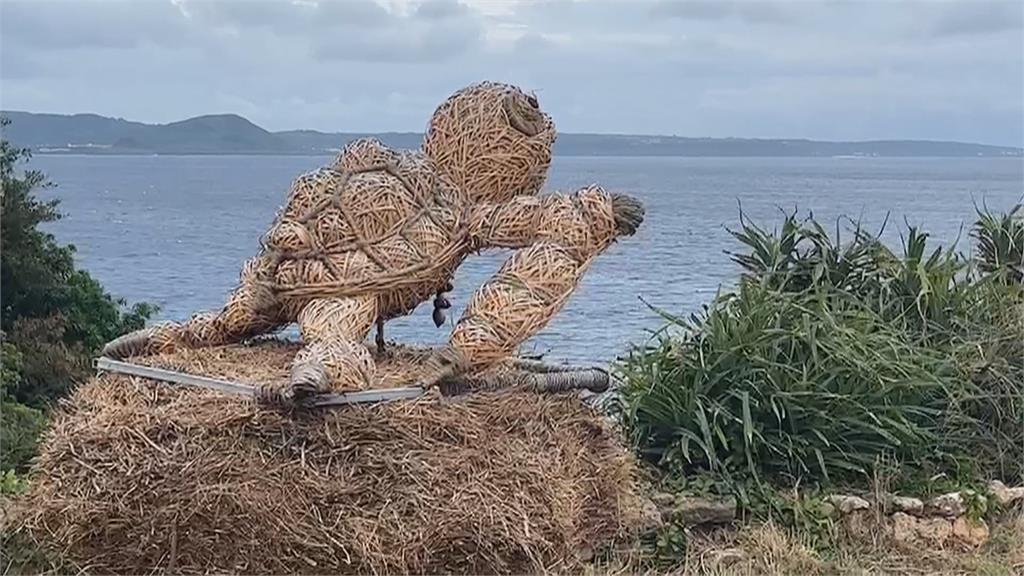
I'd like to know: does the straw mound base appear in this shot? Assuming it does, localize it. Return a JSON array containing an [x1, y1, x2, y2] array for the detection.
[[12, 345, 648, 575]]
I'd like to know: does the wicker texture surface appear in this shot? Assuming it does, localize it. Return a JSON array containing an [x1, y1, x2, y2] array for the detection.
[[99, 81, 644, 396]]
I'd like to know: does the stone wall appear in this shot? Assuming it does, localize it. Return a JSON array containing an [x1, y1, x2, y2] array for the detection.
[[648, 480, 1024, 549]]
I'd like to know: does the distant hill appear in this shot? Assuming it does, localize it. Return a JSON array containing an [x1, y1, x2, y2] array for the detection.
[[2, 111, 287, 154], [2, 110, 1021, 157]]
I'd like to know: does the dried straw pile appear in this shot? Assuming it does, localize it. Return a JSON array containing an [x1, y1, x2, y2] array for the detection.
[[11, 345, 650, 575]]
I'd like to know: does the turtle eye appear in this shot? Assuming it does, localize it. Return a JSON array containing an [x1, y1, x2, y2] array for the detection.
[[526, 94, 539, 109]]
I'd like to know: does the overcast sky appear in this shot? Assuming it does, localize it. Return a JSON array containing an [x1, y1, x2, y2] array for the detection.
[[2, 0, 1022, 145]]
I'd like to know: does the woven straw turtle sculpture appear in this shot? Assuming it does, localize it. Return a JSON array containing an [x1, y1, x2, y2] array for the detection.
[[102, 81, 645, 400]]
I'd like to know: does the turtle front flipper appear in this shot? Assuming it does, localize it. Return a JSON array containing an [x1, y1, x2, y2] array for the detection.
[[446, 186, 644, 375]]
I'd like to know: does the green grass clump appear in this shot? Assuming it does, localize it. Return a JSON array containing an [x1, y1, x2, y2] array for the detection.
[[617, 205, 1024, 492], [619, 283, 955, 485]]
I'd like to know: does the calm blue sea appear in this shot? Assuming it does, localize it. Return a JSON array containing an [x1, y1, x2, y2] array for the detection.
[[31, 155, 1024, 365]]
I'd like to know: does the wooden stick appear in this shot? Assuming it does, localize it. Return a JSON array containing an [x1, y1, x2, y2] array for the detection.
[[93, 355, 606, 408], [94, 357, 425, 406]]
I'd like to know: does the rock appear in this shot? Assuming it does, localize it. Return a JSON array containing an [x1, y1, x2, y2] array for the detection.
[[819, 501, 837, 519], [988, 480, 1024, 507], [666, 496, 736, 525], [842, 510, 873, 538], [887, 495, 924, 516], [891, 512, 918, 543], [926, 492, 965, 518], [639, 497, 665, 532], [826, 494, 871, 515], [915, 517, 953, 543], [951, 516, 989, 548]]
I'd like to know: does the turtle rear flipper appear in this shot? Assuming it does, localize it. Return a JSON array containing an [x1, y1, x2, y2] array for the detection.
[[283, 296, 378, 404], [101, 326, 165, 359]]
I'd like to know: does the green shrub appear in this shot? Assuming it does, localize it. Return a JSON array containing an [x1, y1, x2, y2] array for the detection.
[[618, 282, 956, 485], [1, 396, 48, 474], [1, 340, 48, 473], [1, 123, 155, 408], [943, 278, 1024, 481], [0, 468, 28, 495], [0, 118, 155, 472], [618, 207, 1024, 492], [728, 210, 968, 339], [971, 203, 1023, 283]]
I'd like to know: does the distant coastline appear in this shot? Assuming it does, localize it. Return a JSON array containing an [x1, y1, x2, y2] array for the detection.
[[3, 110, 1022, 158]]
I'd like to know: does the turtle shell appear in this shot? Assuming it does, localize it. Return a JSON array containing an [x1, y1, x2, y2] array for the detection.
[[260, 138, 469, 308]]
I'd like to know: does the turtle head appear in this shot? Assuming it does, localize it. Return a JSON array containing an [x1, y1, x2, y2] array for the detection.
[[423, 81, 555, 205]]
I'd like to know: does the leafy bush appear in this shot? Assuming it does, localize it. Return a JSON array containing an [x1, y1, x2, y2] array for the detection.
[[0, 117, 155, 472], [1, 468, 29, 496], [618, 207, 1023, 491], [1, 340, 48, 474]]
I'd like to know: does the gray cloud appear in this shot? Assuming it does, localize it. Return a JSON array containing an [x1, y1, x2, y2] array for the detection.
[[311, 0, 483, 63], [0, 0, 189, 50], [1, 0, 482, 64], [416, 0, 472, 20], [312, 23, 481, 63], [0, 0, 1020, 146], [650, 0, 793, 24], [930, 0, 1024, 37], [182, 0, 392, 34]]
